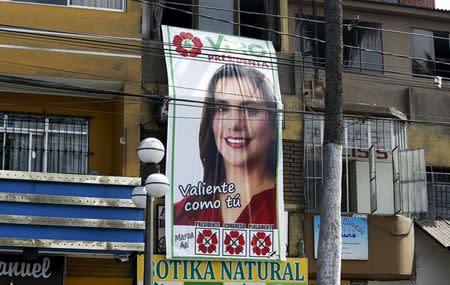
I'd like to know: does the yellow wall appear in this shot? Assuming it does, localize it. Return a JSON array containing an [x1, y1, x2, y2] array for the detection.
[[0, 1, 140, 37], [282, 94, 303, 140], [0, 93, 136, 176], [409, 124, 450, 168], [0, 0, 143, 176]]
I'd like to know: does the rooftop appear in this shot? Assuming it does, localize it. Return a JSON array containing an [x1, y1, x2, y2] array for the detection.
[[415, 219, 450, 248]]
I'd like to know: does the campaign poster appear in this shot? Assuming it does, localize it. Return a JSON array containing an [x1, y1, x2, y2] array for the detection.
[[314, 215, 369, 260], [162, 26, 284, 260]]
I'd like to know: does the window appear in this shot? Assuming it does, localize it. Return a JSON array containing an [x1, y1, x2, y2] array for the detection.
[[304, 114, 428, 215], [411, 28, 450, 78], [198, 0, 234, 35], [162, 0, 278, 42], [418, 169, 450, 220], [297, 18, 383, 73], [0, 112, 89, 174], [12, 0, 124, 11]]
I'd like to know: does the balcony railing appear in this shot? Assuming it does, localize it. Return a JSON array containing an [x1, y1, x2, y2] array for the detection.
[[417, 171, 450, 220]]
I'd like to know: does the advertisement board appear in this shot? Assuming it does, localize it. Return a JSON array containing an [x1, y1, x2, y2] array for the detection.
[[162, 26, 284, 260], [313, 215, 369, 260], [0, 254, 65, 285], [137, 255, 307, 285]]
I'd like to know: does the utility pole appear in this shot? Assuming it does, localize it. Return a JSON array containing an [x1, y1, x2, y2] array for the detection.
[[317, 1, 344, 285]]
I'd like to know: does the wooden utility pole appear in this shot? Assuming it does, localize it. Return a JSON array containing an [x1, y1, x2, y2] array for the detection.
[[317, 1, 344, 285]]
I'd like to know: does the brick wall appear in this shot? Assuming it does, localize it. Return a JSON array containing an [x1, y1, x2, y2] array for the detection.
[[283, 139, 304, 207], [399, 0, 435, 8]]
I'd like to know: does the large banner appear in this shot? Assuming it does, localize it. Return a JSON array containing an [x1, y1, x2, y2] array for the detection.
[[137, 255, 307, 285], [162, 26, 284, 260]]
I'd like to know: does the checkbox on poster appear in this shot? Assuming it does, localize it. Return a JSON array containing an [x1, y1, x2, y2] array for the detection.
[[222, 229, 247, 257], [195, 228, 220, 256], [249, 230, 274, 257]]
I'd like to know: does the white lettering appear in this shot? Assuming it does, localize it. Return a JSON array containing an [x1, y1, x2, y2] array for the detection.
[[0, 257, 52, 279]]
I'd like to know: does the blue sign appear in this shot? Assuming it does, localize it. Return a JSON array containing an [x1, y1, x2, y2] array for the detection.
[[314, 215, 368, 260]]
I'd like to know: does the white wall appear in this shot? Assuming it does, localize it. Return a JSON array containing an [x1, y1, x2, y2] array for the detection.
[[415, 226, 450, 285]]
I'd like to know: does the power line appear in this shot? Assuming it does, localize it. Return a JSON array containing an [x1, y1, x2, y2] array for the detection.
[[3, 73, 449, 123], [2, 25, 449, 92], [1, 73, 450, 127], [140, 0, 450, 41], [145, 1, 450, 69], [2, 23, 450, 80]]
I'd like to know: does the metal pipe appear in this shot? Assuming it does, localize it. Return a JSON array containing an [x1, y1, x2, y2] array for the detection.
[[143, 193, 154, 285], [143, 163, 159, 285]]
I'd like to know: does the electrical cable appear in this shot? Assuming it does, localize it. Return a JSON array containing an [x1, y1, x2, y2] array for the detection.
[[1, 73, 450, 127], [1, 23, 450, 82], [150, 0, 450, 69], [1, 27, 449, 92], [139, 0, 450, 42], [139, 0, 450, 41]]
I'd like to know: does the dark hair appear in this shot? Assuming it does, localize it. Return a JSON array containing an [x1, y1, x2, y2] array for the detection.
[[199, 64, 278, 186]]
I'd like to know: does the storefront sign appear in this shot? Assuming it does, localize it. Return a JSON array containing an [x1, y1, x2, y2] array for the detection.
[[162, 26, 285, 260], [314, 215, 369, 260], [137, 255, 307, 285], [0, 254, 64, 285]]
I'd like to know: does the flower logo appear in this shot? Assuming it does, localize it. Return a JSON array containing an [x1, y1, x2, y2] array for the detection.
[[251, 231, 272, 256], [224, 230, 245, 255], [196, 229, 218, 254], [172, 32, 203, 57]]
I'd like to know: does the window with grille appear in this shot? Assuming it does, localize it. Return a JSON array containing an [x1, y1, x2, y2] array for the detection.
[[411, 28, 450, 79], [0, 112, 89, 174], [416, 169, 450, 220], [161, 0, 279, 45], [296, 18, 383, 73], [304, 114, 427, 215]]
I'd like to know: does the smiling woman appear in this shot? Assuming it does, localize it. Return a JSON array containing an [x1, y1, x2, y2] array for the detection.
[[174, 64, 279, 227]]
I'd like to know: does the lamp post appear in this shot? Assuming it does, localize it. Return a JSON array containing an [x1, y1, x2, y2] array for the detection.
[[131, 138, 169, 285]]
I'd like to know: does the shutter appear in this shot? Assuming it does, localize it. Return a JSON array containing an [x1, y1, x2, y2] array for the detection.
[[394, 148, 427, 213], [369, 145, 377, 213]]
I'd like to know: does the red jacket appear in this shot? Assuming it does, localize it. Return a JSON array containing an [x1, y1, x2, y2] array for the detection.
[[173, 188, 277, 228]]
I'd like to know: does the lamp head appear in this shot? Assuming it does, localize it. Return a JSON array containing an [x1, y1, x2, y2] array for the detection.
[[131, 186, 147, 208], [137, 138, 165, 164], [145, 173, 170, 198]]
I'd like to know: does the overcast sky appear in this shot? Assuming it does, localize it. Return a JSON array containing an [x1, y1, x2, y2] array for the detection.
[[435, 0, 450, 10]]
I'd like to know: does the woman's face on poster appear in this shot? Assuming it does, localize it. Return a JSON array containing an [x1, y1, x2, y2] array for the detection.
[[211, 76, 274, 169]]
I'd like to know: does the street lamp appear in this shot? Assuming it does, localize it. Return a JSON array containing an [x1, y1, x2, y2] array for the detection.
[[131, 138, 169, 285]]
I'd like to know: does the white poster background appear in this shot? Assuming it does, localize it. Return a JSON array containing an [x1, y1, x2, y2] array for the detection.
[[162, 26, 285, 260]]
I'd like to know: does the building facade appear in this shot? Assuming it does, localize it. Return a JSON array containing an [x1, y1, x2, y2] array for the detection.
[[152, 0, 450, 284], [0, 1, 145, 284], [1, 0, 449, 285]]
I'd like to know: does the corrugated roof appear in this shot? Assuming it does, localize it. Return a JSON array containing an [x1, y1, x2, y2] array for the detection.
[[415, 219, 450, 248], [355, 0, 450, 13]]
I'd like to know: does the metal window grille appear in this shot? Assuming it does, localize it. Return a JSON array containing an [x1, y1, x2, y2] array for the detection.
[[304, 114, 408, 212], [417, 171, 450, 220], [0, 112, 89, 174]]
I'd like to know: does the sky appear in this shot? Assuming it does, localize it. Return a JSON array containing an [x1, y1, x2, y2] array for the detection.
[[435, 0, 450, 10]]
